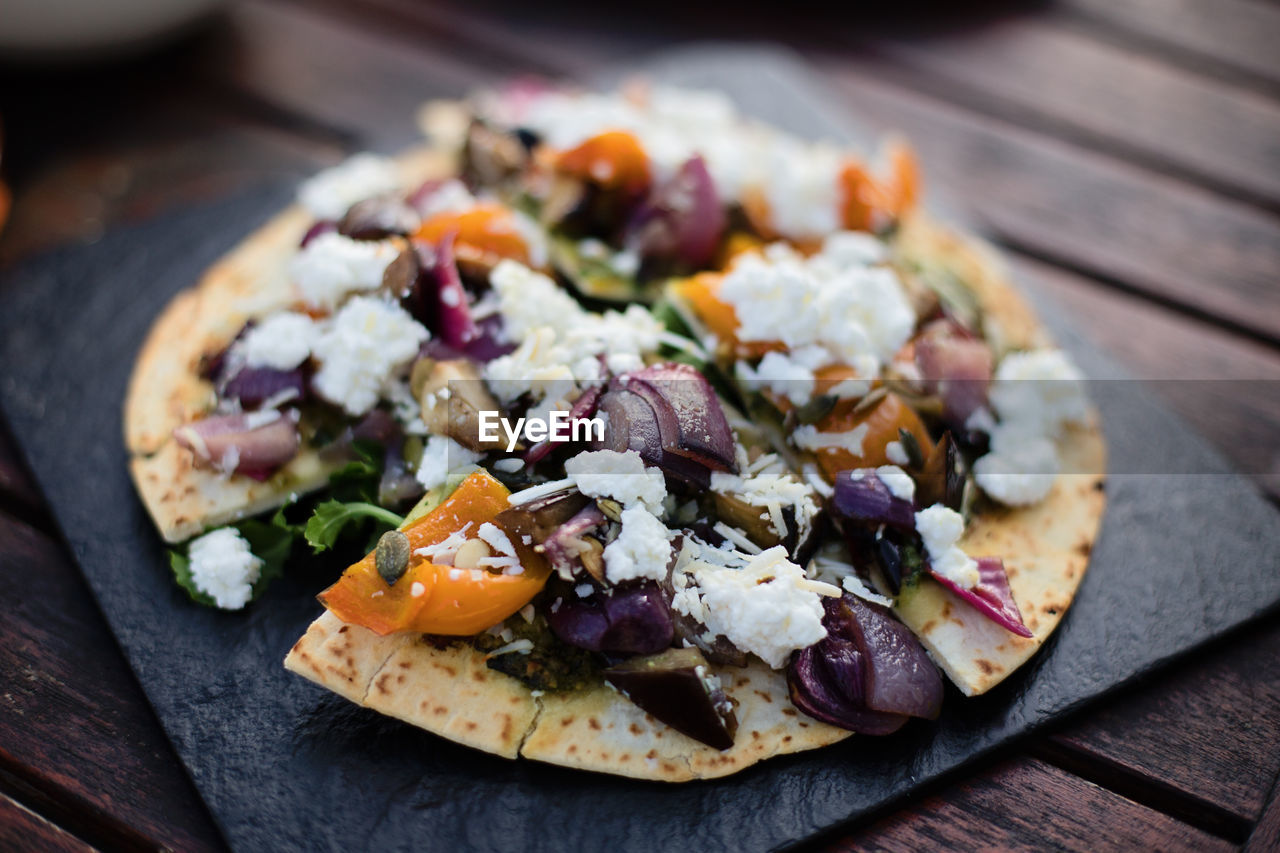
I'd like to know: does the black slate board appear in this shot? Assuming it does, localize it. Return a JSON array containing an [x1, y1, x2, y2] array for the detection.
[[2, 48, 1279, 853]]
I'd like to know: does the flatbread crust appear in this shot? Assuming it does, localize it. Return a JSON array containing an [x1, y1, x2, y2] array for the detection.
[[124, 148, 454, 543], [285, 612, 849, 779]]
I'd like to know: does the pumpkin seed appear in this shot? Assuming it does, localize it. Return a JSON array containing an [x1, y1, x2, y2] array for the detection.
[[898, 428, 926, 469], [376, 530, 411, 586]]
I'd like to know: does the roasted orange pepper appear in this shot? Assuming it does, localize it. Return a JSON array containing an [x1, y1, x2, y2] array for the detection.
[[811, 391, 933, 482], [318, 471, 550, 636], [412, 203, 531, 269], [555, 130, 651, 196]]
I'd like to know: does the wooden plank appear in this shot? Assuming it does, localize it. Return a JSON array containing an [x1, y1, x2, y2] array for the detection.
[[1060, 0, 1280, 87], [197, 1, 506, 151], [1246, 772, 1280, 853], [0, 514, 223, 852], [1035, 617, 1280, 839], [1010, 255, 1280, 497], [0, 792, 96, 853], [844, 17, 1280, 206], [824, 757, 1234, 852]]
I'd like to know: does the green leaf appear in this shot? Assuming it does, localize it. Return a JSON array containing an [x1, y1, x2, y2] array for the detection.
[[305, 500, 404, 554], [169, 549, 218, 607], [327, 439, 385, 504]]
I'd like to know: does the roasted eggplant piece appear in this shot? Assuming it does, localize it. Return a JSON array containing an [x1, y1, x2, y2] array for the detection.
[[494, 490, 590, 545], [605, 647, 738, 750]]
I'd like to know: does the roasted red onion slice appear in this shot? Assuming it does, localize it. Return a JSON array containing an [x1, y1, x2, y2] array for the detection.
[[220, 367, 306, 409], [914, 318, 992, 426], [525, 385, 602, 465], [931, 557, 1033, 638], [832, 470, 917, 529], [546, 582, 674, 655], [787, 594, 942, 733], [338, 195, 418, 240], [173, 411, 300, 475], [595, 388, 713, 488], [300, 220, 337, 247], [433, 234, 481, 349], [624, 155, 725, 270], [621, 363, 737, 473]]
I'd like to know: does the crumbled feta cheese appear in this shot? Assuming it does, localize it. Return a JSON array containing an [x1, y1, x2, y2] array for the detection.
[[564, 449, 667, 513], [492, 457, 524, 473], [186, 528, 262, 610], [297, 153, 401, 220], [237, 312, 316, 370], [875, 465, 916, 502], [989, 349, 1088, 437], [760, 139, 843, 239], [718, 235, 912, 374], [310, 296, 427, 415], [692, 546, 828, 668], [885, 440, 909, 466], [485, 261, 663, 403], [415, 435, 482, 492], [974, 348, 1087, 506], [915, 504, 979, 589], [973, 430, 1059, 506], [603, 506, 672, 583], [735, 347, 827, 403], [289, 232, 400, 310]]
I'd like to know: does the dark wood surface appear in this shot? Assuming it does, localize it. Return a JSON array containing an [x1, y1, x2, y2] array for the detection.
[[0, 1, 1277, 849]]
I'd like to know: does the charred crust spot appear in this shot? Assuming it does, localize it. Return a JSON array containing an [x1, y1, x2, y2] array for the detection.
[[434, 664, 458, 676], [464, 721, 477, 732], [375, 673, 392, 693], [782, 735, 793, 743], [397, 674, 406, 684], [620, 754, 630, 762], [399, 660, 411, 669], [976, 659, 997, 675], [561, 716, 575, 727], [940, 602, 953, 620], [1077, 540, 1093, 556], [754, 690, 772, 703], [781, 708, 798, 717], [735, 677, 750, 687], [661, 762, 677, 773], [751, 730, 761, 740], [588, 718, 602, 731], [500, 714, 512, 741], [433, 706, 448, 716], [646, 749, 658, 759], [568, 745, 578, 754], [338, 625, 349, 634], [473, 670, 486, 682], [1094, 480, 1105, 492], [630, 723, 643, 735], [921, 620, 937, 634]]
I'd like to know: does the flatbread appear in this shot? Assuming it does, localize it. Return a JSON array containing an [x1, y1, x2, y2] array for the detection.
[[125, 110, 1104, 775], [123, 148, 455, 543], [891, 213, 1107, 695], [285, 612, 849, 780]]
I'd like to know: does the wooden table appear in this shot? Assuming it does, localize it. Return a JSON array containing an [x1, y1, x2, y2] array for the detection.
[[1, 1, 1278, 849]]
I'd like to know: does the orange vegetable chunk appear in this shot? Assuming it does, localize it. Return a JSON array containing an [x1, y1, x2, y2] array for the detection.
[[318, 471, 551, 636]]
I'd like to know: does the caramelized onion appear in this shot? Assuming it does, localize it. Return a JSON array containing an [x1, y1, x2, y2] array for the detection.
[[173, 411, 300, 475]]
